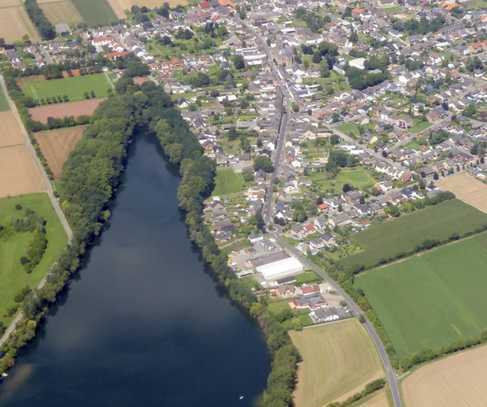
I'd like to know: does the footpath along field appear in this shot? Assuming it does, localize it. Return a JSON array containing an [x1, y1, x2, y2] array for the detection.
[[355, 231, 487, 361], [0, 194, 67, 327], [402, 344, 487, 407], [20, 73, 112, 103], [340, 199, 487, 272], [290, 319, 384, 407]]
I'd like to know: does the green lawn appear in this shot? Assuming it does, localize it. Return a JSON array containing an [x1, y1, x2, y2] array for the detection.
[[355, 231, 487, 360], [340, 199, 487, 272], [71, 0, 118, 26], [21, 73, 112, 103], [337, 122, 361, 139], [465, 0, 487, 9], [0, 193, 67, 326], [310, 167, 376, 194], [409, 118, 431, 134], [212, 168, 246, 196], [0, 84, 9, 112]]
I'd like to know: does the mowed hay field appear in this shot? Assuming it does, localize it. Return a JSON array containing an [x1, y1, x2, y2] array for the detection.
[[402, 344, 487, 407], [34, 126, 85, 178], [38, 0, 82, 25], [340, 199, 487, 272], [355, 231, 487, 360], [0, 1, 40, 42], [28, 98, 105, 123], [290, 319, 383, 407], [0, 193, 67, 326], [71, 0, 117, 25], [360, 390, 390, 407], [20, 73, 113, 103], [107, 0, 188, 18], [438, 173, 487, 214], [0, 111, 24, 147]]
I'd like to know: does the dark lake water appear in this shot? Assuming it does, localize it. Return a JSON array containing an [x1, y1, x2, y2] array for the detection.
[[0, 134, 269, 407]]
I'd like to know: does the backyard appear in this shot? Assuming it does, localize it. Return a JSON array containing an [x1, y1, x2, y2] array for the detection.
[[212, 168, 246, 196], [309, 167, 376, 194]]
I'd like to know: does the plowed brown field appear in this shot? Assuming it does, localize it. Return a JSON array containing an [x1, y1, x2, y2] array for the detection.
[[34, 126, 85, 178], [28, 98, 104, 123]]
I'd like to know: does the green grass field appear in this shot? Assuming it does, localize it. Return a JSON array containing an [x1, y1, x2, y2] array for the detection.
[[0, 84, 10, 112], [71, 0, 118, 26], [290, 319, 383, 407], [21, 73, 112, 103], [0, 193, 67, 326], [340, 199, 487, 272], [337, 122, 361, 139], [212, 168, 245, 196], [310, 167, 376, 194], [355, 231, 487, 360]]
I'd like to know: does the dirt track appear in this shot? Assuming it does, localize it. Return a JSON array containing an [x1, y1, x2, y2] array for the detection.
[[438, 173, 487, 213], [35, 126, 85, 178], [402, 345, 487, 407]]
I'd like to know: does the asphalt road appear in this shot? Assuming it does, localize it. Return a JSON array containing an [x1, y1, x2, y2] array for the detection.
[[275, 235, 403, 407]]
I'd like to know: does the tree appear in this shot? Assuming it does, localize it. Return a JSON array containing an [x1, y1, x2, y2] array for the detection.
[[232, 54, 245, 70], [319, 60, 330, 78], [254, 156, 273, 173]]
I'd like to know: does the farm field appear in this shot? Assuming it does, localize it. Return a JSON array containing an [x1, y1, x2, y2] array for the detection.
[[38, 0, 83, 25], [0, 83, 9, 111], [355, 231, 487, 360], [0, 193, 67, 327], [360, 390, 390, 407], [0, 1, 40, 42], [28, 98, 105, 123], [402, 344, 487, 407], [438, 173, 487, 213], [0, 111, 24, 147], [20, 73, 112, 103], [212, 168, 245, 196], [310, 167, 376, 194], [107, 0, 188, 18], [290, 319, 383, 407], [34, 126, 86, 178], [71, 0, 117, 26], [340, 199, 487, 272]]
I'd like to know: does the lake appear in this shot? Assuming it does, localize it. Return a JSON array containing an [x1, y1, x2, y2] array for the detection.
[[0, 134, 269, 407]]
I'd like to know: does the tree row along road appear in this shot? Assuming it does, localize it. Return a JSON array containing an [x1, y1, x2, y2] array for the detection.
[[0, 75, 73, 350]]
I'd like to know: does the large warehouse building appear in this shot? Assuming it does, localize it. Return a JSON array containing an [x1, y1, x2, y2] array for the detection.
[[256, 255, 304, 283]]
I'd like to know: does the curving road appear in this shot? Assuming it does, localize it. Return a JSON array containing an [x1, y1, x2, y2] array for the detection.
[[274, 235, 403, 406]]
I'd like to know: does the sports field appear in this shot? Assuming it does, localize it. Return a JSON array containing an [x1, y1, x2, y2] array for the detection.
[[0, 1, 40, 43], [34, 126, 85, 178], [0, 193, 67, 326], [402, 344, 487, 407], [290, 319, 383, 407], [340, 199, 487, 272], [71, 0, 117, 26], [310, 167, 376, 194], [38, 0, 82, 25], [20, 73, 112, 103], [438, 173, 487, 213], [212, 168, 245, 196], [355, 231, 487, 360]]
